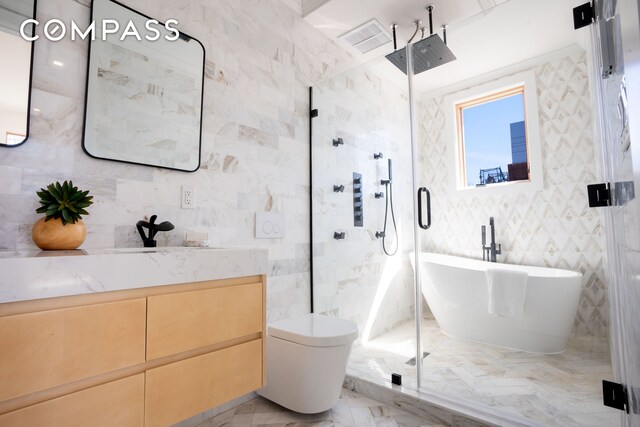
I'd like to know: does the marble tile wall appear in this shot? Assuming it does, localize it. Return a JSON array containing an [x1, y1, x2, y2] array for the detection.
[[0, 0, 356, 321], [312, 63, 416, 340], [418, 50, 609, 337]]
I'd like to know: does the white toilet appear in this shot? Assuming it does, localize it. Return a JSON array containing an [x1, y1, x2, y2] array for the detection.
[[257, 313, 359, 414]]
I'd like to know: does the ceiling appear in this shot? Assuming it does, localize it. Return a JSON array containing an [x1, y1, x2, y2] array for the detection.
[[295, 0, 584, 93]]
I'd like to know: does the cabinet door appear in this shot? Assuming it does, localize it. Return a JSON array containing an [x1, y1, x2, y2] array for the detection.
[[0, 299, 146, 401], [0, 374, 144, 427], [145, 339, 262, 427], [147, 282, 262, 359]]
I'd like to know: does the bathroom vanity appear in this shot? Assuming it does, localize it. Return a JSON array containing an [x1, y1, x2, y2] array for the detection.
[[0, 247, 268, 427]]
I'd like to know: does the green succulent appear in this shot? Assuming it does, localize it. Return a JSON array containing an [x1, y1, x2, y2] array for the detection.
[[36, 180, 93, 225]]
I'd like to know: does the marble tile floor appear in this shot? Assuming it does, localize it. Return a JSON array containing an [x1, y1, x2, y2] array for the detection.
[[349, 319, 619, 427], [192, 389, 444, 427]]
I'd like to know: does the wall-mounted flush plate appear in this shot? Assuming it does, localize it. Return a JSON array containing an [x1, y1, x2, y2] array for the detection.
[[181, 185, 195, 209], [256, 212, 285, 239]]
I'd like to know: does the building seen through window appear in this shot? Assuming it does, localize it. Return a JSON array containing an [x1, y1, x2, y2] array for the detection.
[[456, 86, 530, 187]]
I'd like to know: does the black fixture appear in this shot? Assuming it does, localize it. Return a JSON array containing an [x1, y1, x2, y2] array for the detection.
[[391, 24, 398, 51], [391, 373, 402, 386], [136, 215, 175, 247], [353, 172, 363, 227], [309, 87, 316, 313], [602, 380, 629, 412], [482, 217, 501, 262], [417, 187, 431, 230], [375, 192, 384, 199], [374, 152, 383, 159], [332, 137, 344, 147], [379, 159, 398, 256], [333, 184, 345, 193], [573, 2, 594, 30], [333, 231, 346, 240], [587, 182, 611, 207], [588, 181, 636, 207]]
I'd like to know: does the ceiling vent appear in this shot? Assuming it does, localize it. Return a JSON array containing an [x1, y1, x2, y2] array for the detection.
[[339, 19, 392, 54]]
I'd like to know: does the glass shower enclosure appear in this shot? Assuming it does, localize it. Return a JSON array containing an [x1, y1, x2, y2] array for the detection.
[[310, 1, 621, 424]]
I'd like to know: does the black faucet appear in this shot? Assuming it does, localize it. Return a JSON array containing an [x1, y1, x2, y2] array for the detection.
[[136, 215, 174, 247], [481, 217, 502, 262]]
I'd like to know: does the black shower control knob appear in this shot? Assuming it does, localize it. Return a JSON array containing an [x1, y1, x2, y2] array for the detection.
[[375, 192, 384, 199], [332, 138, 344, 147]]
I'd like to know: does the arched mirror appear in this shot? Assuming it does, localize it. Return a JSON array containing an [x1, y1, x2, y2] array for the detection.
[[0, 0, 36, 147]]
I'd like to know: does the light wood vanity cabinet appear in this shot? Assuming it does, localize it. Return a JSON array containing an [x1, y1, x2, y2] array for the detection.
[[0, 275, 266, 427], [0, 298, 146, 402], [0, 375, 145, 427], [145, 340, 263, 427], [147, 282, 263, 359]]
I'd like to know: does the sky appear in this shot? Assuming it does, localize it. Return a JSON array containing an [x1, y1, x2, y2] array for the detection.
[[462, 93, 525, 186]]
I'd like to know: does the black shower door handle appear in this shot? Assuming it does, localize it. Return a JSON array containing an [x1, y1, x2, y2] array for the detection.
[[418, 187, 431, 230]]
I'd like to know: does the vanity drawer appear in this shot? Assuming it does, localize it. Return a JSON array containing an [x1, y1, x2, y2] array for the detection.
[[146, 282, 263, 359], [145, 339, 262, 427], [0, 299, 146, 401], [0, 374, 144, 427]]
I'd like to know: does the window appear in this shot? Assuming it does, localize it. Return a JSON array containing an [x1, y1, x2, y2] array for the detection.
[[445, 70, 542, 195], [456, 86, 528, 187]]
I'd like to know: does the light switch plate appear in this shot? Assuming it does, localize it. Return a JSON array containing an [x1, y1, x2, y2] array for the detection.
[[255, 212, 285, 239]]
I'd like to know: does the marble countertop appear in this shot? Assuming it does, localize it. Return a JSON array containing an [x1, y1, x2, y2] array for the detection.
[[0, 247, 268, 304]]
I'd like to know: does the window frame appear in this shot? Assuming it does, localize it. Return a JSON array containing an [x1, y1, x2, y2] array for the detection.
[[444, 69, 543, 197]]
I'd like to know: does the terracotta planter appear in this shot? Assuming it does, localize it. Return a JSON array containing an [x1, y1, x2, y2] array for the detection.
[[32, 218, 87, 250]]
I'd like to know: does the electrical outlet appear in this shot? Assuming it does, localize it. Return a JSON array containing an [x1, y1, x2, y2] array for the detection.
[[181, 185, 195, 209]]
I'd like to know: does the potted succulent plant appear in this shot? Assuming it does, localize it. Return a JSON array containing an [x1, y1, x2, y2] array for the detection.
[[32, 180, 94, 250]]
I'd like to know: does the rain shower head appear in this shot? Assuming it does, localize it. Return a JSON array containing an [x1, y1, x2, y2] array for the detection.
[[386, 5, 456, 75], [385, 33, 456, 75]]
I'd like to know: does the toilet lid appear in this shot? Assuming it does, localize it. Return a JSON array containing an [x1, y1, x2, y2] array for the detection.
[[268, 314, 359, 347]]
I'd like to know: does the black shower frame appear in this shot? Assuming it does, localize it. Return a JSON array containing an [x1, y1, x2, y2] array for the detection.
[[308, 86, 316, 313]]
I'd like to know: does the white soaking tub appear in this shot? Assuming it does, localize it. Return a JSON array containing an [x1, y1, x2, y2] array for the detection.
[[413, 253, 582, 354]]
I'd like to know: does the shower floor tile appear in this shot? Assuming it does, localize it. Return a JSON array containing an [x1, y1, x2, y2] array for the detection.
[[348, 319, 618, 427], [191, 388, 441, 427]]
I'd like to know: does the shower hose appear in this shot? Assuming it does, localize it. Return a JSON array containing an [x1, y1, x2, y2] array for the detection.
[[382, 181, 398, 256]]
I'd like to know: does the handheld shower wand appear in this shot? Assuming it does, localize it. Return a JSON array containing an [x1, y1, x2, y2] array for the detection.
[[379, 159, 398, 256]]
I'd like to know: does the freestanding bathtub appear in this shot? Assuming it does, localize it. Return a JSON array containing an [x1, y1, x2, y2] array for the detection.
[[414, 253, 583, 354]]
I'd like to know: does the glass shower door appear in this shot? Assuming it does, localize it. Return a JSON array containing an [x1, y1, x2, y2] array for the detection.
[[310, 56, 423, 390]]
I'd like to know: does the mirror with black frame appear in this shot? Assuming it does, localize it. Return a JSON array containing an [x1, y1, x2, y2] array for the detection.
[[83, 0, 205, 172], [0, 0, 36, 147]]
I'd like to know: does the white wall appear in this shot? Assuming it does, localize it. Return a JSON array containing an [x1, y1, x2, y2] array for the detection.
[[312, 61, 416, 340], [418, 48, 609, 337], [0, 0, 356, 322]]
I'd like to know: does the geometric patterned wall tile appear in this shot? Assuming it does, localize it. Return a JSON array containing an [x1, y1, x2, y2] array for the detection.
[[418, 51, 609, 337]]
